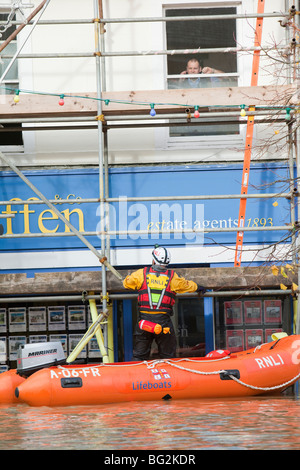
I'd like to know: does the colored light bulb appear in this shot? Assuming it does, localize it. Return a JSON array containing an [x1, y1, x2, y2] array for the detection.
[[150, 104, 156, 116], [285, 107, 291, 120], [13, 89, 20, 103], [58, 95, 65, 106], [240, 105, 246, 117], [194, 106, 200, 118]]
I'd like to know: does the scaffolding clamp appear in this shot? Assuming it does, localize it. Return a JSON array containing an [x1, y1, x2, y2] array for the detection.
[[185, 108, 192, 122], [96, 114, 105, 122], [293, 221, 300, 233], [100, 293, 110, 305], [289, 5, 297, 17], [81, 290, 88, 303], [102, 307, 110, 318], [291, 38, 297, 49]]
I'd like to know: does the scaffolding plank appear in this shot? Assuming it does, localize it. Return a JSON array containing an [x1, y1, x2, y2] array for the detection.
[[0, 84, 296, 119], [0, 266, 295, 295]]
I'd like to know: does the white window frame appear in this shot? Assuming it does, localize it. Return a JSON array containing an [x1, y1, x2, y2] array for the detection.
[[158, 0, 255, 151]]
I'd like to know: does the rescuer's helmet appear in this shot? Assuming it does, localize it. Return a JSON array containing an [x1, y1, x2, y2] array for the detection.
[[152, 245, 171, 267]]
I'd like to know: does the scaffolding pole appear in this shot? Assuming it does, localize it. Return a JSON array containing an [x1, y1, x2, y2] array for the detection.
[[0, 109, 292, 124], [0, 224, 294, 240], [98, 11, 293, 24], [94, 0, 109, 358], [0, 191, 292, 205], [293, 2, 300, 334], [1, 11, 289, 27], [0, 44, 288, 59], [0, 289, 293, 304]]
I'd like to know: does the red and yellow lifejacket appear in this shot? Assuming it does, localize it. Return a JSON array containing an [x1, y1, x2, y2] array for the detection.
[[138, 266, 176, 314]]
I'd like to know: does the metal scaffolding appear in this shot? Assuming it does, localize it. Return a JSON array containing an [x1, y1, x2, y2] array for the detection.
[[0, 2, 299, 336], [0, 289, 293, 304]]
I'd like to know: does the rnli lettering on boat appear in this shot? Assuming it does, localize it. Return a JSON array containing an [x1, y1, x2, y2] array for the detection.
[[132, 380, 172, 391], [255, 354, 284, 369], [50, 368, 101, 379]]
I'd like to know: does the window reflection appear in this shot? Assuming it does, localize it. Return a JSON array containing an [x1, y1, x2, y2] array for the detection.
[[176, 298, 205, 357]]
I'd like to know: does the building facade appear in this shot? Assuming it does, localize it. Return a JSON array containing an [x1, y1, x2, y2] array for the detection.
[[0, 0, 298, 368]]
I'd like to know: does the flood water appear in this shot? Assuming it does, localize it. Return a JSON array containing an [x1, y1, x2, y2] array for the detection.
[[1, 393, 300, 452]]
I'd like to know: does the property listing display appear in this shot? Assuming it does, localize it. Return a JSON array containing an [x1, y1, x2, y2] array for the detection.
[[219, 298, 284, 352], [0, 303, 103, 372]]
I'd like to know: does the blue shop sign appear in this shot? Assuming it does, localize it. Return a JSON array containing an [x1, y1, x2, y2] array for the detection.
[[0, 163, 291, 251]]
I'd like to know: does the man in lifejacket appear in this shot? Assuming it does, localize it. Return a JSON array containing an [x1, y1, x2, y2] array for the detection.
[[123, 245, 206, 361]]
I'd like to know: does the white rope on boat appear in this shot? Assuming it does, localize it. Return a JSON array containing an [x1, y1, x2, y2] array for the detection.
[[148, 358, 227, 376], [149, 359, 300, 391], [147, 356, 231, 367], [227, 371, 300, 391]]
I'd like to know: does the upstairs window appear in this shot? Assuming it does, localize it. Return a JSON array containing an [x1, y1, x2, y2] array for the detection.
[[165, 5, 239, 139]]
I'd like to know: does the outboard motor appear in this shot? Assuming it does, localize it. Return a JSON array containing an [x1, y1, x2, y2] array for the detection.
[[16, 342, 66, 377]]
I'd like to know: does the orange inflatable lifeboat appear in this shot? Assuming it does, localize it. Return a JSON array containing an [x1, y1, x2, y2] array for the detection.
[[14, 334, 300, 407], [0, 369, 26, 404], [0, 340, 66, 404]]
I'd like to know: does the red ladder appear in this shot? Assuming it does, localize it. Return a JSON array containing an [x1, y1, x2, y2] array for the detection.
[[234, 0, 265, 267]]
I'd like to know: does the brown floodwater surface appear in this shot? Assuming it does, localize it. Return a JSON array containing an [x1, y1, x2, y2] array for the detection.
[[1, 394, 300, 450]]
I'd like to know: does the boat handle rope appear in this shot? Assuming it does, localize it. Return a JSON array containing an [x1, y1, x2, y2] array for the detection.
[[149, 359, 300, 392], [227, 370, 300, 392]]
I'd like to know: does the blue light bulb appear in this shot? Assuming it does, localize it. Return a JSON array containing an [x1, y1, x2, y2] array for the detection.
[[150, 104, 156, 116]]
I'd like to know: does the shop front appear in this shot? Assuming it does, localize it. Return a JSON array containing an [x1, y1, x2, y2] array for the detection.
[[112, 291, 292, 363]]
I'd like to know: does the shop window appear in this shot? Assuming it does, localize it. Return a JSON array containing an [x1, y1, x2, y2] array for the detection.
[[214, 296, 291, 353], [165, 6, 239, 139], [175, 297, 205, 357], [0, 13, 23, 149], [0, 301, 105, 371]]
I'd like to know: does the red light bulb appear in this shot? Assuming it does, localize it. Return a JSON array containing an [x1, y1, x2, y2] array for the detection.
[[194, 106, 200, 118]]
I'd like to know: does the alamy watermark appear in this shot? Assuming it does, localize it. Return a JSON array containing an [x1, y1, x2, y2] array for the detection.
[[96, 197, 206, 244]]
